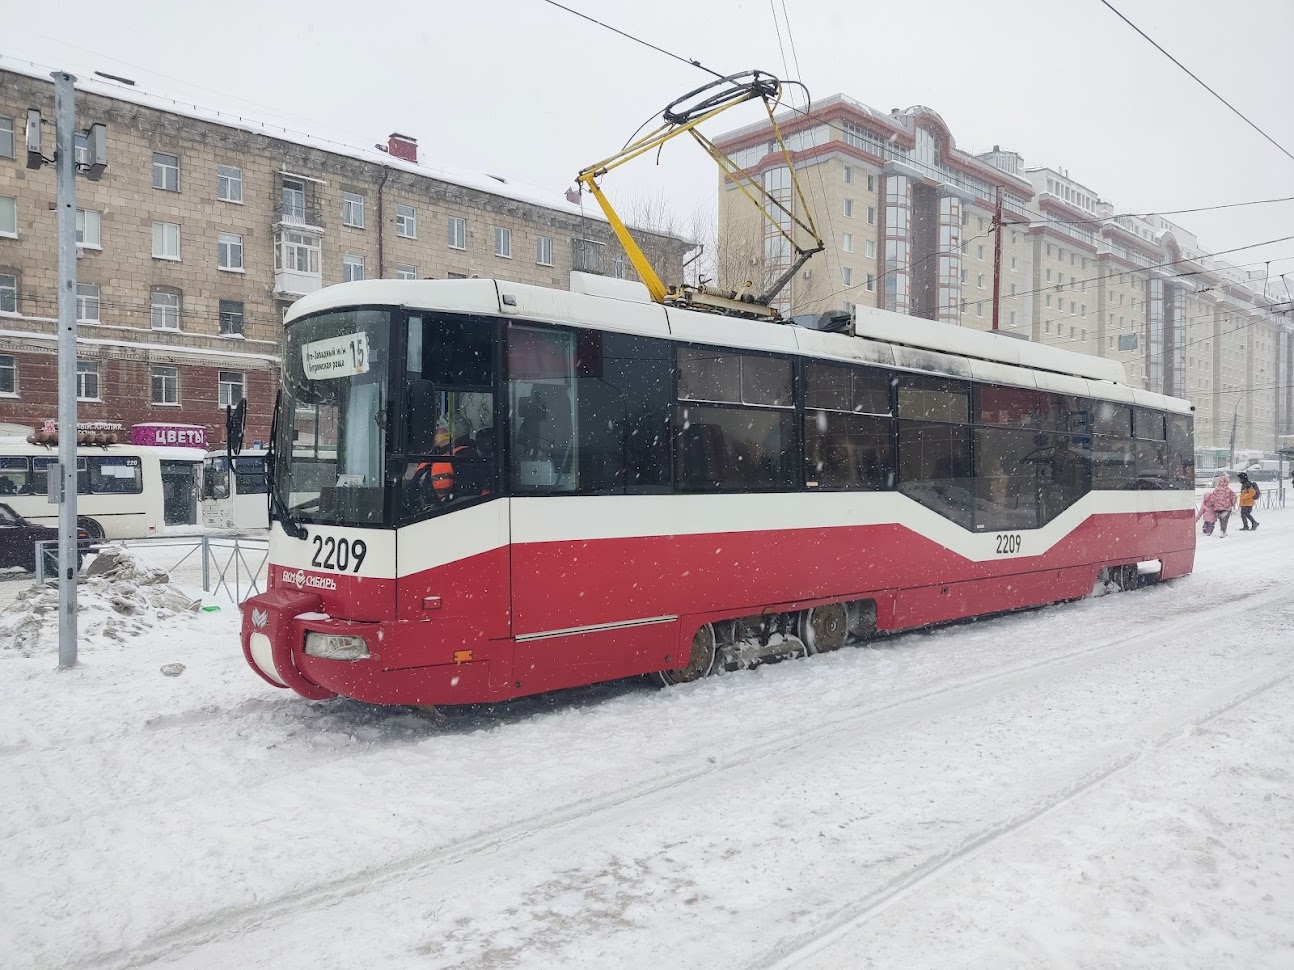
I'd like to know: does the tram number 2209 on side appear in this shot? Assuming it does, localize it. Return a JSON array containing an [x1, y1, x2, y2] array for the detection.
[[994, 533, 1024, 555]]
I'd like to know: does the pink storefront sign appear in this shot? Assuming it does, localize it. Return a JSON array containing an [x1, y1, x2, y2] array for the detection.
[[130, 423, 208, 449]]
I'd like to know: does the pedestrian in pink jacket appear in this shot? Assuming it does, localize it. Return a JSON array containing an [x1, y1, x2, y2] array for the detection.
[[1196, 474, 1237, 537]]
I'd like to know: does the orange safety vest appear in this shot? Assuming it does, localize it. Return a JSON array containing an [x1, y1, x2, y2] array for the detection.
[[1239, 484, 1257, 507], [423, 445, 470, 498]]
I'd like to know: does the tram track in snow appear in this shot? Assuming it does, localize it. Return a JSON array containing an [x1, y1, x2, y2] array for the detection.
[[755, 660, 1294, 970], [69, 579, 1294, 970]]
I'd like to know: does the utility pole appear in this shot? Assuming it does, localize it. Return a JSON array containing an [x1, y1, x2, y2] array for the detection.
[[53, 73, 79, 669], [27, 72, 107, 669], [990, 186, 1004, 332]]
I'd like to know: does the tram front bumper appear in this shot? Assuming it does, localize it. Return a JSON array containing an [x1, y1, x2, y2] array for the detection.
[[241, 589, 499, 705]]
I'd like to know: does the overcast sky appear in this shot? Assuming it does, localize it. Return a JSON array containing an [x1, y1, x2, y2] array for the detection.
[[8, 0, 1294, 282]]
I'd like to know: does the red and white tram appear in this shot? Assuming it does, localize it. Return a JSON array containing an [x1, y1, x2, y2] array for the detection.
[[240, 273, 1195, 705]]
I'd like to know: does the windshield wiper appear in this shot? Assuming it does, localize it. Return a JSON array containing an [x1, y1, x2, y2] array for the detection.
[[267, 391, 308, 540]]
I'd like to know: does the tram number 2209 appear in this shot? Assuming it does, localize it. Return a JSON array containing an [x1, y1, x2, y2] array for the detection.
[[995, 533, 1023, 555], [311, 535, 367, 573]]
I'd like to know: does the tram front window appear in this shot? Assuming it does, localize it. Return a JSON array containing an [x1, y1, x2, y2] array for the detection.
[[278, 308, 391, 526]]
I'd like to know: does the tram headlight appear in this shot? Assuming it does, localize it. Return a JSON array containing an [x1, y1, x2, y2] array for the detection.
[[303, 632, 371, 662]]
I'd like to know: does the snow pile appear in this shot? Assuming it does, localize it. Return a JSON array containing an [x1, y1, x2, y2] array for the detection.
[[0, 547, 202, 657]]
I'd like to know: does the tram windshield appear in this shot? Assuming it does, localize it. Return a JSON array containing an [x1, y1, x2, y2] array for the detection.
[[277, 308, 391, 525]]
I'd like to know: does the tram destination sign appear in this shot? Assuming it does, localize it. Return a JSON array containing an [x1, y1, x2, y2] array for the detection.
[[302, 332, 370, 380]]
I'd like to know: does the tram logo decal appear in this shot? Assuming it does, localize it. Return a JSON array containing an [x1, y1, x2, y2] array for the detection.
[[250, 607, 269, 629], [281, 568, 338, 591]]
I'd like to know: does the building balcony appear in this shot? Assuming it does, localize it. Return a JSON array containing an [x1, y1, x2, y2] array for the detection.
[[274, 268, 322, 298], [274, 201, 325, 231]]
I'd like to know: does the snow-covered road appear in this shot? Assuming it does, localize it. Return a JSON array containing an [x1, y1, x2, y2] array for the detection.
[[2, 516, 1292, 969]]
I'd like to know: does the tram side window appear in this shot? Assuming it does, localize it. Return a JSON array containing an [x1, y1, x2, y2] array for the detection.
[[404, 314, 497, 516], [1035, 433, 1091, 522], [0, 457, 30, 495], [508, 324, 577, 492], [974, 427, 1041, 531], [1092, 400, 1132, 437], [1166, 414, 1194, 489], [676, 346, 795, 492], [897, 375, 973, 528], [803, 361, 894, 490], [1133, 408, 1169, 489]]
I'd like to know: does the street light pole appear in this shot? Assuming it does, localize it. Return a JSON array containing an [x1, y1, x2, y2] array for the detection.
[[1227, 387, 1253, 471], [53, 72, 79, 670]]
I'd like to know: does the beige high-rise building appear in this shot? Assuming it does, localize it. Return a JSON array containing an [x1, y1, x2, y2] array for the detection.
[[713, 96, 1292, 455]]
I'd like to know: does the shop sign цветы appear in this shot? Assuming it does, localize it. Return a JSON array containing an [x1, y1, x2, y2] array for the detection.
[[130, 424, 207, 448]]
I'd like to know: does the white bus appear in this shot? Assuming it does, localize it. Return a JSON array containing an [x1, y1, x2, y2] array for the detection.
[[201, 449, 269, 531], [0, 439, 165, 540]]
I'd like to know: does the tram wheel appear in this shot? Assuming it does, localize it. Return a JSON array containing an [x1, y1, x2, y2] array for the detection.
[[801, 603, 848, 654], [654, 623, 717, 687]]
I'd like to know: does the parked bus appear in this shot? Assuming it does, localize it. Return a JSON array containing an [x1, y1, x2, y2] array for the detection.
[[240, 275, 1196, 707], [202, 449, 269, 531], [0, 439, 164, 540]]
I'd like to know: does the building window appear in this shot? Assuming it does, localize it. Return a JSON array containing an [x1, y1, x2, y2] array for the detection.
[[0, 196, 16, 237], [150, 288, 181, 330], [842, 232, 854, 253], [217, 232, 244, 271], [611, 253, 627, 279], [75, 208, 101, 248], [495, 226, 512, 258], [1045, 268, 1052, 282], [281, 178, 307, 222], [536, 235, 553, 266], [1046, 295, 1052, 308], [0, 272, 18, 314], [338, 191, 362, 228], [843, 198, 854, 218], [840, 266, 854, 287], [865, 239, 876, 258], [395, 264, 417, 280], [976, 245, 984, 260], [1010, 255, 1017, 270], [1010, 283, 1017, 296], [1046, 244, 1052, 257], [219, 299, 244, 336], [152, 152, 179, 192], [866, 205, 876, 225], [866, 273, 875, 292], [976, 302, 983, 318], [343, 254, 364, 282], [395, 204, 416, 238], [843, 164, 853, 184], [978, 217, 985, 231], [217, 164, 243, 203], [867, 174, 875, 192], [1009, 310, 1016, 326], [0, 354, 15, 394], [218, 370, 245, 409], [152, 222, 181, 260], [0, 117, 13, 159], [76, 359, 100, 401], [76, 283, 100, 322], [976, 273, 985, 289], [1081, 303, 1087, 316], [277, 231, 320, 274], [151, 366, 179, 405], [448, 216, 466, 250]]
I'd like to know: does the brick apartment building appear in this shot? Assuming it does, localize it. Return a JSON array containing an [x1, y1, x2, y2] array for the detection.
[[0, 63, 690, 450], [712, 97, 1293, 454]]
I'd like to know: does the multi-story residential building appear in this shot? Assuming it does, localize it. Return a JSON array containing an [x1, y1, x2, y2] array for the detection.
[[0, 65, 689, 449], [713, 96, 1291, 454]]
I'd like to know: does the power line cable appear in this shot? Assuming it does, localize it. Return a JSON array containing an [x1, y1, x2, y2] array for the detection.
[[537, 1, 724, 79], [1094, 0, 1294, 165]]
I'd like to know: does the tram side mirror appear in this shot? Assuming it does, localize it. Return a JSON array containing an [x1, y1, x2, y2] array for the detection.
[[407, 380, 438, 453], [226, 398, 247, 459]]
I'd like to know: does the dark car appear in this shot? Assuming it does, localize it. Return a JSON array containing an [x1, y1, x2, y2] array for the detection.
[[0, 502, 93, 573]]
